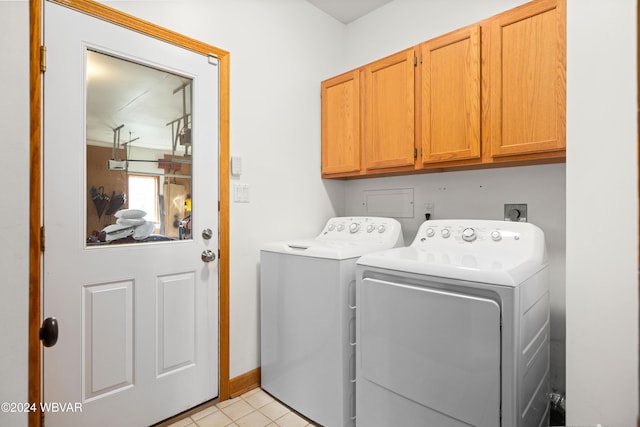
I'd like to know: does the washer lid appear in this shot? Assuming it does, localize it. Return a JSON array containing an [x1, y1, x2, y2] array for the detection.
[[262, 238, 400, 260], [357, 219, 548, 286], [261, 216, 404, 260]]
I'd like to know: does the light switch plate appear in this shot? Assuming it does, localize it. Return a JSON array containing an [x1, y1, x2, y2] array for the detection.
[[504, 203, 527, 222], [230, 156, 242, 177]]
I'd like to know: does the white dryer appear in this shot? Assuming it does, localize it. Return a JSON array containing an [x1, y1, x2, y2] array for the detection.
[[356, 219, 550, 427], [261, 217, 403, 427]]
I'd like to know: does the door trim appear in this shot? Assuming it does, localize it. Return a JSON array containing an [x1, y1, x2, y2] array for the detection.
[[28, 1, 231, 425]]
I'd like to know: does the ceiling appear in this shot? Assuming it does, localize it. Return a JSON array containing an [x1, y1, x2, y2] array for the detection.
[[305, 0, 393, 24]]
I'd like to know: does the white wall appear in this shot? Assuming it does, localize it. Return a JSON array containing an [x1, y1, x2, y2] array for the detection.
[[99, 0, 347, 378], [0, 2, 29, 427], [566, 1, 638, 425]]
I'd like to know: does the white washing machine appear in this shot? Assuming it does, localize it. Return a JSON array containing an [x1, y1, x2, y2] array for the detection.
[[261, 217, 404, 427], [356, 219, 550, 427]]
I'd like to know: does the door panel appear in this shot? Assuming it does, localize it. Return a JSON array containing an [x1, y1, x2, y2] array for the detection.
[[487, 0, 566, 156], [364, 49, 416, 170], [83, 281, 134, 401], [321, 70, 361, 175], [421, 25, 481, 163], [43, 2, 219, 426], [157, 273, 196, 376]]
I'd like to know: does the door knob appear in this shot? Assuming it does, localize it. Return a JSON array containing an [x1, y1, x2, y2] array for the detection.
[[201, 249, 216, 263], [40, 317, 59, 348], [202, 228, 213, 240]]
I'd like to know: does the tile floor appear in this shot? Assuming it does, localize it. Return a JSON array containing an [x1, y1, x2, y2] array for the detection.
[[165, 388, 319, 427]]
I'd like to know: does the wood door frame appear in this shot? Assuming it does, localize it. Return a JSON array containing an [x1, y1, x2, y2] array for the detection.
[[28, 1, 231, 425]]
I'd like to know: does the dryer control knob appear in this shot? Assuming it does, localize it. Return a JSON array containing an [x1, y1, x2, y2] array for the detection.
[[337, 224, 345, 232], [366, 224, 375, 233], [377, 224, 386, 233], [328, 224, 335, 231], [491, 230, 502, 241], [462, 227, 476, 242], [441, 228, 451, 238], [349, 223, 360, 233], [426, 228, 435, 238]]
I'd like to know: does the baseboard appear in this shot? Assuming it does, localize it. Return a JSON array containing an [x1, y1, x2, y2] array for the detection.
[[229, 367, 261, 398]]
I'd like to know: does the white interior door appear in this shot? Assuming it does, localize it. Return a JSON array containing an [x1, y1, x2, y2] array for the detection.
[[43, 2, 219, 426]]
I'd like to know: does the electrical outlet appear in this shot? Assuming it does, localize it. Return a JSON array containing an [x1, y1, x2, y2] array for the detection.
[[424, 202, 434, 214], [424, 202, 434, 220], [504, 204, 527, 222], [233, 183, 250, 203]]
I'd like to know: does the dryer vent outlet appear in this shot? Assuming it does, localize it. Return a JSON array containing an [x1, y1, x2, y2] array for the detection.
[[504, 204, 527, 222]]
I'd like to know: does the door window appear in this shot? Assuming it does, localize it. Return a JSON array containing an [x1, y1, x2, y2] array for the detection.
[[85, 50, 193, 245]]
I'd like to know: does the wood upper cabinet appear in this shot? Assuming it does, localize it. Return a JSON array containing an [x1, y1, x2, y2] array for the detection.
[[420, 25, 481, 164], [319, 0, 566, 179], [486, 0, 566, 158], [363, 48, 416, 171], [321, 70, 361, 176]]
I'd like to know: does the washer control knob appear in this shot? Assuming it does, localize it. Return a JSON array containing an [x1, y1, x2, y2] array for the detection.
[[441, 228, 451, 238], [426, 228, 435, 238], [337, 224, 345, 232], [328, 224, 335, 231], [349, 223, 360, 233], [377, 224, 386, 233], [491, 230, 502, 241], [462, 228, 476, 242], [366, 224, 375, 233]]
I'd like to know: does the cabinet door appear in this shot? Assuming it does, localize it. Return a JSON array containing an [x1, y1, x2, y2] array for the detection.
[[487, 0, 566, 157], [363, 49, 416, 170], [321, 70, 361, 175], [421, 25, 481, 164]]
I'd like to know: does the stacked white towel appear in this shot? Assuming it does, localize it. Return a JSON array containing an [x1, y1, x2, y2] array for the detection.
[[102, 209, 155, 242]]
